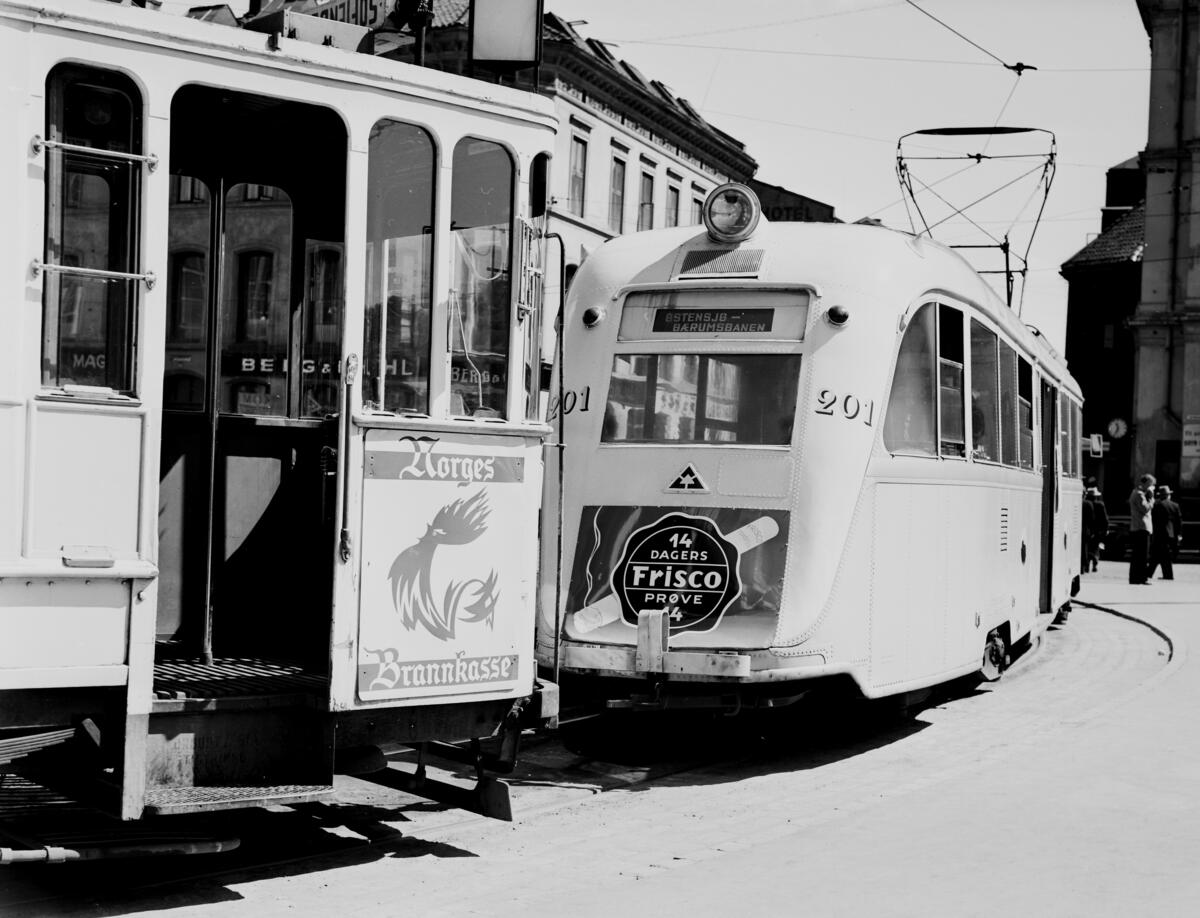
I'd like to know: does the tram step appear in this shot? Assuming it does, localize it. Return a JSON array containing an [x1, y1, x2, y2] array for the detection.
[[0, 727, 76, 765], [143, 784, 334, 816]]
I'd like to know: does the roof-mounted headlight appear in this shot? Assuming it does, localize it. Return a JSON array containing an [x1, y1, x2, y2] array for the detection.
[[702, 182, 761, 243]]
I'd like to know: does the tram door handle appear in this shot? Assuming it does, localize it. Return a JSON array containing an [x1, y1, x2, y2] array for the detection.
[[338, 354, 359, 563]]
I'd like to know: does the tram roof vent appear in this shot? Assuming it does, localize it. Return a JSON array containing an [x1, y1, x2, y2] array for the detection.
[[676, 248, 764, 278]]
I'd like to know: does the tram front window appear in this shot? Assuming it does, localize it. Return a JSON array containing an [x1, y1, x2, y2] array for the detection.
[[602, 353, 800, 445]]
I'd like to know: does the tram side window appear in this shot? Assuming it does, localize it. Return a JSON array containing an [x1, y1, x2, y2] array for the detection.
[[42, 65, 143, 393], [364, 120, 435, 414], [1059, 391, 1071, 476], [883, 303, 936, 456], [451, 138, 515, 418], [1017, 357, 1035, 469], [969, 319, 1001, 462], [1073, 401, 1083, 477], [998, 342, 1019, 466], [938, 304, 966, 457]]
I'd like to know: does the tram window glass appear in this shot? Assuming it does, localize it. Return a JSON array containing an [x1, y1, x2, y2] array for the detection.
[[1017, 357, 1035, 469], [1073, 401, 1083, 477], [1059, 391, 1071, 476], [301, 243, 343, 417], [450, 138, 514, 418], [165, 176, 210, 410], [42, 65, 142, 393], [938, 304, 966, 457], [969, 319, 1000, 462], [364, 120, 434, 414], [602, 354, 801, 445], [999, 342, 1019, 466], [220, 186, 292, 416], [883, 303, 936, 456]]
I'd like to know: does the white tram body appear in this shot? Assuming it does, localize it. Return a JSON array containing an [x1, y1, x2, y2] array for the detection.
[[0, 0, 555, 827], [540, 184, 1083, 705]]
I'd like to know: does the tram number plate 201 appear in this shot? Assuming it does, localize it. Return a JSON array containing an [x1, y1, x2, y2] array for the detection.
[[815, 388, 875, 426]]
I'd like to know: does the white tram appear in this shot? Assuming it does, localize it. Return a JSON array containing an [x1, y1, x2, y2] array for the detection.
[[0, 0, 555, 839], [540, 183, 1083, 709]]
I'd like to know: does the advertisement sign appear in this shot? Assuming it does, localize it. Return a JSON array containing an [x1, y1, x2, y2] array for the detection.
[[356, 432, 531, 702], [567, 506, 789, 636]]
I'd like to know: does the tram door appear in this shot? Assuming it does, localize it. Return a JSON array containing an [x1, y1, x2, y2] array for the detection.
[[1038, 380, 1058, 614], [158, 87, 347, 667]]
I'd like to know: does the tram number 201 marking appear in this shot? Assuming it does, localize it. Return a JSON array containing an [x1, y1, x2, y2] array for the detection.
[[815, 388, 875, 426], [547, 385, 591, 421]]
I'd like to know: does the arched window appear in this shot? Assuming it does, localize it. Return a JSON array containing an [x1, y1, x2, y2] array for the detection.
[[883, 303, 936, 455]]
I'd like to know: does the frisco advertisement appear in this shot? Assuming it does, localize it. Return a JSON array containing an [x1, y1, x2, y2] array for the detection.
[[566, 506, 790, 637], [356, 432, 532, 702]]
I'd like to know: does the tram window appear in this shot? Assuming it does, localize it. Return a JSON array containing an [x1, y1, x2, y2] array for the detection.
[[42, 65, 142, 393], [165, 163, 211, 410], [1059, 391, 1071, 476], [220, 185, 292, 417], [969, 319, 1000, 463], [938, 304, 966, 457], [301, 243, 343, 417], [883, 303, 936, 456], [1073, 401, 1083, 477], [364, 120, 435, 414], [1017, 357, 1035, 469], [999, 342, 1019, 467], [602, 353, 801, 445], [451, 138, 514, 419]]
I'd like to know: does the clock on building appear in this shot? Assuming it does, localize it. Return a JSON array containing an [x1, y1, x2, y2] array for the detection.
[[1107, 418, 1128, 439]]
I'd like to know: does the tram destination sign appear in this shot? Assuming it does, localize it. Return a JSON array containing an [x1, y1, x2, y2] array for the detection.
[[652, 308, 774, 335]]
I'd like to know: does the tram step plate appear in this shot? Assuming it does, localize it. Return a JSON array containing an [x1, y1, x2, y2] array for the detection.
[[144, 784, 333, 815]]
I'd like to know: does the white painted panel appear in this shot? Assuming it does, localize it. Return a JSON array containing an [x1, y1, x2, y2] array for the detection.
[[719, 455, 791, 498], [0, 405, 21, 559], [29, 406, 142, 557], [0, 579, 129, 668]]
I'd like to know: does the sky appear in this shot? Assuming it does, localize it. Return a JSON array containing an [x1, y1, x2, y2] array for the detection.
[[162, 0, 1151, 351]]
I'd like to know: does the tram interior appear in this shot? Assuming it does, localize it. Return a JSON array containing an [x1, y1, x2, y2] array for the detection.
[[151, 87, 348, 789]]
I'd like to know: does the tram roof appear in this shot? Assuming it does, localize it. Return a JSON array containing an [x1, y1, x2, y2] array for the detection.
[[582, 219, 1080, 395], [7, 0, 557, 130]]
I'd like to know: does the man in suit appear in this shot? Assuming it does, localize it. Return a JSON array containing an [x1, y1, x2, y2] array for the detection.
[[1087, 487, 1108, 573], [1148, 485, 1183, 581], [1128, 474, 1155, 584]]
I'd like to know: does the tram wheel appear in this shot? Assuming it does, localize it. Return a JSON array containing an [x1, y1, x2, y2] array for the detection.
[[979, 629, 1009, 682], [1054, 603, 1071, 625]]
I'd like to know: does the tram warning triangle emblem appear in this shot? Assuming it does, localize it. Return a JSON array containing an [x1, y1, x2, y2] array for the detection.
[[666, 463, 709, 493]]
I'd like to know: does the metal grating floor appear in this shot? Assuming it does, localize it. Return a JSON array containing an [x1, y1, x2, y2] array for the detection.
[[144, 783, 333, 815], [152, 655, 328, 700]]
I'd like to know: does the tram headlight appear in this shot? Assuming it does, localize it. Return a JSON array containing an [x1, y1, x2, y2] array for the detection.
[[582, 305, 605, 328], [702, 183, 761, 243]]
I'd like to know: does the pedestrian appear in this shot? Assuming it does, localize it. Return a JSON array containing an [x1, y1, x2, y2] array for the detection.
[[1147, 485, 1183, 580], [1128, 473, 1155, 584], [1087, 487, 1108, 572], [1081, 488, 1094, 573]]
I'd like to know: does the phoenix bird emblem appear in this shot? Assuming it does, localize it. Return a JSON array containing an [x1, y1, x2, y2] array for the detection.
[[387, 489, 500, 641]]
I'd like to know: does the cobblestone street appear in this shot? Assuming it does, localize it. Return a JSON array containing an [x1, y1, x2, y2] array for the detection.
[[5, 564, 1194, 918]]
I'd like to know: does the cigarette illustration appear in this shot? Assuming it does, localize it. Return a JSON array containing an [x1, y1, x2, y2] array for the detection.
[[570, 515, 780, 634]]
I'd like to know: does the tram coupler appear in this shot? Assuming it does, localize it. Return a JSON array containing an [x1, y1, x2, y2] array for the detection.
[[354, 746, 514, 822]]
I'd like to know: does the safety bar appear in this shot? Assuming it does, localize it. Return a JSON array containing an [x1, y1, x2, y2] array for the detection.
[[30, 135, 159, 171], [30, 259, 156, 290]]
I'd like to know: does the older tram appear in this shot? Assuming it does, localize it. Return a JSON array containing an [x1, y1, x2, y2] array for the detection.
[[540, 183, 1082, 710], [0, 0, 554, 852]]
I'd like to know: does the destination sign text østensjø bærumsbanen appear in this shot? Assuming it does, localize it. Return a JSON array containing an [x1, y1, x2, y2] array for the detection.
[[652, 308, 774, 334]]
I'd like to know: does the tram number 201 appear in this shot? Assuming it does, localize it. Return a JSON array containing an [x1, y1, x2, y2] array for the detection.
[[815, 388, 875, 426], [547, 386, 591, 421]]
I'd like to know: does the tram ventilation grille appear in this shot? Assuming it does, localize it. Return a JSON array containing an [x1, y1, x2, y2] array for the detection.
[[1000, 507, 1009, 551], [679, 248, 763, 276]]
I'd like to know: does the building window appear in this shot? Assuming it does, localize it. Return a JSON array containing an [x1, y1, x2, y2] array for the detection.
[[168, 250, 207, 344], [235, 251, 274, 343], [666, 186, 680, 228], [569, 135, 587, 218], [691, 197, 704, 225], [609, 157, 626, 233], [638, 172, 655, 230], [42, 65, 143, 393], [243, 183, 275, 202]]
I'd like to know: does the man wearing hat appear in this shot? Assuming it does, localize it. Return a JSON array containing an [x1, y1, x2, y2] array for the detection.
[[1128, 474, 1156, 584], [1147, 485, 1183, 581], [1086, 487, 1108, 573]]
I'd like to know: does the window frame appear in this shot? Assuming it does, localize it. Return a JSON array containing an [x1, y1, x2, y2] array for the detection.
[[637, 171, 655, 231], [568, 134, 588, 219], [609, 155, 626, 233]]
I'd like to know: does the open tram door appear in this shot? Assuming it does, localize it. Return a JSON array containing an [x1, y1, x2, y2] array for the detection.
[[152, 86, 349, 814]]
